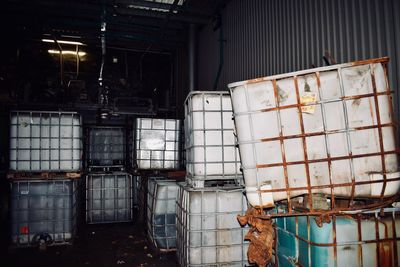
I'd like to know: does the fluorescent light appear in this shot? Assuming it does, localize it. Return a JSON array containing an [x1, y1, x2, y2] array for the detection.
[[42, 39, 84, 46], [48, 49, 87, 56]]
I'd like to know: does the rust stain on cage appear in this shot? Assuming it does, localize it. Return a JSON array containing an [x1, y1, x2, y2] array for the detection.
[[259, 123, 396, 143], [293, 76, 313, 211], [272, 79, 293, 214], [242, 57, 390, 86], [315, 71, 336, 211], [259, 91, 393, 113], [255, 196, 400, 220], [254, 176, 400, 194], [255, 150, 398, 169], [369, 65, 388, 203]]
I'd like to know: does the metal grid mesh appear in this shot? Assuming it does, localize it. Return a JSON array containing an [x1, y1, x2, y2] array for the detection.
[[10, 178, 78, 247], [176, 185, 249, 267], [146, 178, 178, 251], [184, 91, 242, 182], [229, 58, 399, 213], [85, 173, 133, 224], [86, 126, 126, 167], [9, 111, 82, 172], [273, 208, 400, 267], [134, 118, 181, 170]]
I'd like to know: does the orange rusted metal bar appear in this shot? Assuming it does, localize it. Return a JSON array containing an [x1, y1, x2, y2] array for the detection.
[[255, 176, 400, 194], [259, 122, 396, 142], [256, 150, 398, 169], [293, 76, 313, 211], [245, 57, 390, 86], [272, 79, 293, 214], [259, 91, 393, 113], [370, 64, 388, 202]]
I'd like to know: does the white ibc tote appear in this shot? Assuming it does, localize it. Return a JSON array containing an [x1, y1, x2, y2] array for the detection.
[[228, 57, 399, 208]]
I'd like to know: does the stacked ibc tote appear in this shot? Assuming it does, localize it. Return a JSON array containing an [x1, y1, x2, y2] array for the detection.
[[85, 126, 133, 224], [228, 57, 400, 267], [176, 91, 250, 267], [133, 117, 183, 252], [8, 111, 82, 248]]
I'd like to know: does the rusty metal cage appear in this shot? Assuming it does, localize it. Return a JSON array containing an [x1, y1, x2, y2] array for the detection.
[[228, 57, 400, 214], [273, 207, 400, 267]]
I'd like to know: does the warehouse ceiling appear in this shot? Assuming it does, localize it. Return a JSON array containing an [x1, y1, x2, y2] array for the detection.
[[0, 0, 230, 118], [2, 0, 229, 51]]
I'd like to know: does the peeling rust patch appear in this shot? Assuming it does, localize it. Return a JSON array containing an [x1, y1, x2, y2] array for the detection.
[[238, 208, 274, 267], [314, 214, 332, 227]]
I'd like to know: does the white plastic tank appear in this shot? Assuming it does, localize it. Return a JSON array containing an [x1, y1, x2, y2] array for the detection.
[[184, 91, 242, 182], [147, 178, 179, 251], [9, 111, 82, 172], [228, 57, 399, 208], [134, 118, 181, 170], [176, 184, 249, 267]]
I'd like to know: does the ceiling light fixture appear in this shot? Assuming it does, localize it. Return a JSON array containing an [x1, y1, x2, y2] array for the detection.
[[42, 39, 84, 46], [48, 49, 87, 56]]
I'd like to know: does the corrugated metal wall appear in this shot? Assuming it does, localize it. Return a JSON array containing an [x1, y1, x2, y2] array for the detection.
[[197, 0, 400, 117]]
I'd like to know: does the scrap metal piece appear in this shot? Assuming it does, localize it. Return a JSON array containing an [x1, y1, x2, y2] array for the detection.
[[238, 208, 274, 267]]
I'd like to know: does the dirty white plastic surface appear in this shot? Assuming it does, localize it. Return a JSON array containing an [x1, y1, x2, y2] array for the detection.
[[147, 179, 179, 250], [135, 118, 181, 170], [229, 58, 399, 207], [176, 185, 248, 267], [184, 91, 241, 180], [9, 111, 82, 172]]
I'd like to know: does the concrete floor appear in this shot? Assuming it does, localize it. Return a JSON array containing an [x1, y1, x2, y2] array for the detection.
[[4, 223, 179, 267]]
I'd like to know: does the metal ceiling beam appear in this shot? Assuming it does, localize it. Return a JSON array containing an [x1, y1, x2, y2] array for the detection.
[[115, 0, 208, 16], [114, 6, 209, 24]]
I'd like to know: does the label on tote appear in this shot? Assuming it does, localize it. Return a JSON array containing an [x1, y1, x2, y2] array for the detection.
[[300, 92, 317, 114]]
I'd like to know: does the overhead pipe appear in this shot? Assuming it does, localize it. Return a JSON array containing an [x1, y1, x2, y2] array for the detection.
[[98, 0, 108, 108], [98, 19, 106, 86]]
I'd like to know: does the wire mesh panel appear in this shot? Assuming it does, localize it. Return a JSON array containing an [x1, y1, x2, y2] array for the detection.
[[134, 118, 181, 170], [9, 111, 82, 172], [85, 172, 133, 224], [86, 126, 126, 167], [273, 208, 400, 267], [228, 57, 400, 211], [147, 178, 178, 251], [185, 91, 242, 183], [10, 178, 78, 247], [133, 175, 140, 213], [176, 185, 249, 267]]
